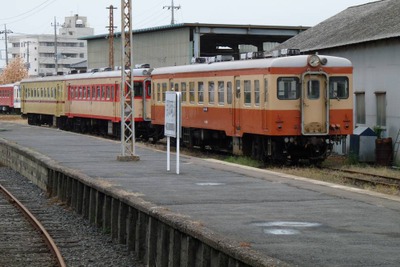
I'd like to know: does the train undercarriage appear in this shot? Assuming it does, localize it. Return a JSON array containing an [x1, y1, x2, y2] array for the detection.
[[160, 125, 346, 165]]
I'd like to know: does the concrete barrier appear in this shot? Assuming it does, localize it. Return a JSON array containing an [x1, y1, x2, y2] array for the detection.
[[0, 137, 288, 267]]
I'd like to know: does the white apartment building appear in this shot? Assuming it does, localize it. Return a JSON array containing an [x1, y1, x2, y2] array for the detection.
[[9, 15, 94, 76]]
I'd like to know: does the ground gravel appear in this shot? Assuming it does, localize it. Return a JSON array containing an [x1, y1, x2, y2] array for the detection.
[[0, 165, 145, 267]]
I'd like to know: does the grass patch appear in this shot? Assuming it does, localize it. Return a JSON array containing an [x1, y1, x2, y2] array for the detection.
[[224, 156, 263, 168]]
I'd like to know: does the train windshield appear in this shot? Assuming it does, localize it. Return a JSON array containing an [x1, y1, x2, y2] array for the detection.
[[329, 77, 349, 99], [134, 82, 143, 97]]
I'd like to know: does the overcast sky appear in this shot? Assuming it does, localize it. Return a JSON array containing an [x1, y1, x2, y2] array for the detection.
[[0, 0, 377, 66]]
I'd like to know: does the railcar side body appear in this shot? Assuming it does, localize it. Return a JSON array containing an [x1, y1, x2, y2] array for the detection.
[[21, 76, 67, 125], [151, 54, 353, 163], [0, 84, 14, 113]]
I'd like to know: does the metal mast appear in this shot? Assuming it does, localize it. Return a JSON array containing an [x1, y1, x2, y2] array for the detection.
[[0, 25, 12, 65], [117, 0, 139, 161], [163, 0, 181, 25], [106, 5, 117, 69]]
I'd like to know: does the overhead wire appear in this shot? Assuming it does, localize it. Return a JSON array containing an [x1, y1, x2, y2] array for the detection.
[[0, 0, 59, 27]]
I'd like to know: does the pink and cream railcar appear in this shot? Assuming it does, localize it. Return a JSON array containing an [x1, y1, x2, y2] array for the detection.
[[0, 83, 21, 113], [63, 69, 152, 137], [151, 53, 353, 163]]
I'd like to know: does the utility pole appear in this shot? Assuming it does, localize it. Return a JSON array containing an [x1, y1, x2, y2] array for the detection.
[[163, 0, 181, 25], [106, 5, 117, 69], [0, 25, 13, 65], [51, 17, 60, 74], [117, 0, 139, 161]]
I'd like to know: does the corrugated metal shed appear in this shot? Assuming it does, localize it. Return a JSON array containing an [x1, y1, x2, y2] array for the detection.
[[274, 0, 400, 52]]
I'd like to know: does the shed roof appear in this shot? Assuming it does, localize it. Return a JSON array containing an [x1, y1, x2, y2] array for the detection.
[[274, 0, 400, 52]]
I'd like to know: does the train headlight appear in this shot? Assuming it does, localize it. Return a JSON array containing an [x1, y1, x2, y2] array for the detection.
[[308, 55, 320, 67]]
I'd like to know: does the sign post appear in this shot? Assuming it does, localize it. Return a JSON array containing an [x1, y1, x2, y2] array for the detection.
[[165, 91, 182, 174]]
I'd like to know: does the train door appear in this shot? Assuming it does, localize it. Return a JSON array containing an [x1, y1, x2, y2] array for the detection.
[[233, 77, 241, 135], [143, 79, 151, 121], [261, 76, 269, 130], [301, 73, 329, 135]]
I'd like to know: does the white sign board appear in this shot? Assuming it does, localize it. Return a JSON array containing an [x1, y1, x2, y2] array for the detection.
[[165, 91, 182, 174], [165, 92, 178, 137]]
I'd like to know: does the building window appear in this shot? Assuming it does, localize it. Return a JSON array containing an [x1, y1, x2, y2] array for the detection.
[[355, 92, 365, 125], [375, 92, 386, 127]]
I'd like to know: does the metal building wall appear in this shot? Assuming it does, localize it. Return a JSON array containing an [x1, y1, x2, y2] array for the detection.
[[87, 27, 191, 69], [323, 39, 400, 164]]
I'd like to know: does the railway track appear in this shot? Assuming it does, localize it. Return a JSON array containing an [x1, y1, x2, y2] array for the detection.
[[0, 182, 65, 267], [324, 167, 400, 191]]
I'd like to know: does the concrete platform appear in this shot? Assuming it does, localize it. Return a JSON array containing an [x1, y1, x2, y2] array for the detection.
[[1, 121, 400, 266]]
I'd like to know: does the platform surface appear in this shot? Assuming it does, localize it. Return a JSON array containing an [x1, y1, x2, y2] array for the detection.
[[1, 122, 400, 267]]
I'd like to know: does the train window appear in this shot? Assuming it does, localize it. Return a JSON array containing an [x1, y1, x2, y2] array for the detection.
[[227, 82, 233, 104], [218, 81, 224, 105], [277, 77, 300, 100], [174, 83, 179, 92], [329, 77, 349, 99], [208, 81, 215, 104], [254, 80, 260, 106], [307, 80, 320, 100], [102, 86, 106, 100], [198, 82, 204, 104], [106, 86, 110, 100], [181, 82, 187, 103], [111, 85, 115, 100], [244, 80, 251, 106], [189, 82, 195, 104], [83, 86, 87, 99], [134, 82, 143, 97], [97, 86, 101, 100], [162, 83, 167, 102], [87, 86, 91, 99], [264, 78, 268, 103], [235, 80, 241, 98], [92, 86, 96, 100]]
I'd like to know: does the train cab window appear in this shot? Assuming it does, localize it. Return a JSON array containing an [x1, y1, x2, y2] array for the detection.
[[156, 83, 161, 102], [218, 81, 224, 105], [162, 83, 167, 102], [208, 81, 215, 104], [227, 81, 233, 104], [329, 77, 349, 99], [277, 77, 300, 100], [189, 82, 195, 104], [254, 80, 260, 106], [244, 80, 251, 106], [198, 82, 204, 104], [181, 82, 187, 103], [307, 80, 320, 100]]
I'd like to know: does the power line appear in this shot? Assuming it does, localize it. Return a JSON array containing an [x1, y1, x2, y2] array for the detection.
[[0, 0, 58, 26]]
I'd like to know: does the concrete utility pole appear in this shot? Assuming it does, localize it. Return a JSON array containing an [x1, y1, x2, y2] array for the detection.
[[163, 0, 181, 25], [51, 17, 61, 74], [0, 25, 13, 65], [106, 5, 117, 69], [117, 0, 139, 161]]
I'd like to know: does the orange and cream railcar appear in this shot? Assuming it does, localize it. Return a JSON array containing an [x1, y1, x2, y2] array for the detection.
[[21, 76, 67, 125], [151, 54, 353, 163], [63, 69, 152, 137]]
